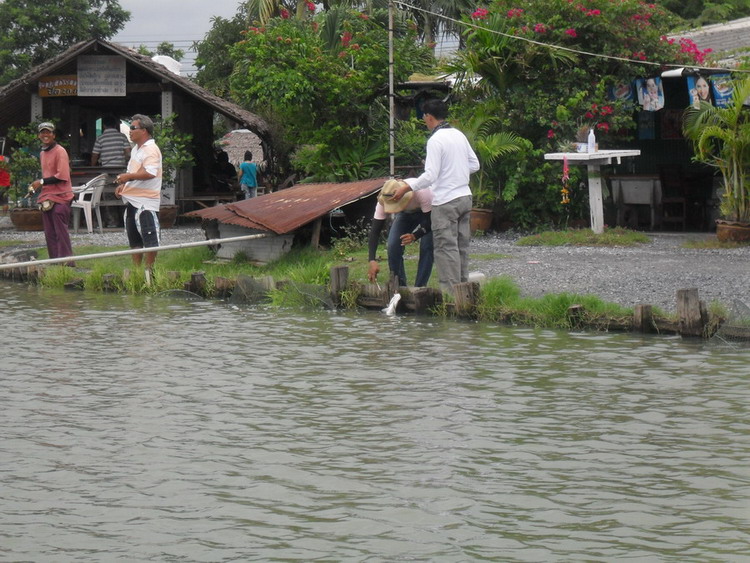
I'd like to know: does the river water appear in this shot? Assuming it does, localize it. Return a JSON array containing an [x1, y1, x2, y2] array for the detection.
[[1, 282, 748, 561]]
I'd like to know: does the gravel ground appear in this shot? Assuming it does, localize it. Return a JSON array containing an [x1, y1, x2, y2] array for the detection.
[[2, 215, 748, 314], [470, 231, 750, 314]]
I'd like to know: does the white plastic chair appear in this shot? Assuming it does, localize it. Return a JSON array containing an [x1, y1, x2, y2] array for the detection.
[[71, 174, 108, 234]]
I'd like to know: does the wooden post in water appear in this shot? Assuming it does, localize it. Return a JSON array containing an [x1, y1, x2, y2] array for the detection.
[[330, 265, 349, 306], [102, 273, 117, 292], [185, 271, 207, 296], [453, 282, 479, 318], [634, 304, 654, 333], [64, 278, 85, 290], [677, 288, 706, 337], [214, 276, 235, 298], [412, 287, 442, 314], [567, 304, 584, 328]]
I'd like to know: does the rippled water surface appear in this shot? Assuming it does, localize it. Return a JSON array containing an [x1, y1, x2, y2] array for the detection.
[[1, 282, 749, 561]]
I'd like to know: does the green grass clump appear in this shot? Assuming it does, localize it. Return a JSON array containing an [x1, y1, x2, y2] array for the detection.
[[475, 276, 632, 328], [0, 240, 29, 248], [34, 243, 338, 294], [517, 227, 650, 247]]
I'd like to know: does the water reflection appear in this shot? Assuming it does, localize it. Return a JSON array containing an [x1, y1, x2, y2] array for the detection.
[[1, 282, 748, 560]]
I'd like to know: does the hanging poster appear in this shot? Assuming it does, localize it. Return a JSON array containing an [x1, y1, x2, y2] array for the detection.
[[609, 81, 635, 106], [687, 75, 712, 108], [636, 77, 664, 111], [710, 74, 733, 108]]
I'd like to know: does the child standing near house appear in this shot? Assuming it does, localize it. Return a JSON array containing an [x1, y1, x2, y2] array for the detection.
[[238, 151, 262, 199]]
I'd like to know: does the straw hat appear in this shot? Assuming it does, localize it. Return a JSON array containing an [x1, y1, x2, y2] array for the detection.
[[377, 179, 412, 214]]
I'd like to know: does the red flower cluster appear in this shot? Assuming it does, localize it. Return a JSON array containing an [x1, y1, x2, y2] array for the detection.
[[534, 23, 547, 33], [677, 37, 713, 64], [506, 8, 524, 18], [471, 8, 489, 20], [631, 50, 647, 61], [306, 1, 315, 11], [573, 4, 601, 16], [280, 8, 290, 19], [564, 28, 577, 38], [584, 104, 612, 134], [342, 31, 352, 47]]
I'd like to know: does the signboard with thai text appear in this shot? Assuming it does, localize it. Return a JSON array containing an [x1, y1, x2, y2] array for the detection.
[[38, 75, 78, 97], [77, 56, 126, 97]]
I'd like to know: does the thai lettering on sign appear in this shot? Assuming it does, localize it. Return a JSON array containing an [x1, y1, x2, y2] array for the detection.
[[38, 75, 78, 97], [77, 56, 126, 97]]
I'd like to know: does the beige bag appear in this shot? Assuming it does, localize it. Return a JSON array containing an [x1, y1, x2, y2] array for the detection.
[[38, 199, 54, 212]]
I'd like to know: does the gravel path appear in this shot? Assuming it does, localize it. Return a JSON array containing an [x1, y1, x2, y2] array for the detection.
[[2, 215, 748, 314], [470, 231, 750, 314]]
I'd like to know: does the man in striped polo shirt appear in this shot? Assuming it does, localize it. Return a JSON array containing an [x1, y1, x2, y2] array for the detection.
[[90, 115, 131, 167], [115, 114, 162, 271]]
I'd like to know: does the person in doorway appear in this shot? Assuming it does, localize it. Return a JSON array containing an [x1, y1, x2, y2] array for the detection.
[[389, 98, 479, 295], [238, 150, 261, 199], [90, 115, 131, 167], [115, 114, 162, 271], [212, 150, 237, 193], [367, 179, 433, 287], [28, 122, 75, 263]]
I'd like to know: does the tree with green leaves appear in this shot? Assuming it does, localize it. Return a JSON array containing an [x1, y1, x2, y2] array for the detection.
[[229, 6, 434, 181], [0, 0, 130, 86], [194, 10, 251, 98]]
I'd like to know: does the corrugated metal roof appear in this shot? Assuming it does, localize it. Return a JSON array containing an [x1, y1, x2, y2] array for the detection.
[[186, 177, 388, 234]]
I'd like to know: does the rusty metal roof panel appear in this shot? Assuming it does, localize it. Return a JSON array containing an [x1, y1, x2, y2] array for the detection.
[[186, 177, 387, 234], [186, 204, 269, 231]]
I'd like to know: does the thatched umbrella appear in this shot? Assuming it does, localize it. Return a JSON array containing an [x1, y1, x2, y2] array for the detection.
[[216, 129, 265, 167]]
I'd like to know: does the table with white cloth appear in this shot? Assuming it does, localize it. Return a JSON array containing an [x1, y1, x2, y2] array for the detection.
[[544, 150, 641, 234]]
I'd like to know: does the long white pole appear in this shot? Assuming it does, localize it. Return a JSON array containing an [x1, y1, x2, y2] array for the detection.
[[0, 233, 269, 271], [388, 0, 395, 177]]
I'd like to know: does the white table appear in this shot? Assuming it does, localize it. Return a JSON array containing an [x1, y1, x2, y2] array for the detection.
[[544, 150, 641, 234]]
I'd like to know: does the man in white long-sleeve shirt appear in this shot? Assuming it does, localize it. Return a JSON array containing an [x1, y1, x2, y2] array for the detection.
[[390, 99, 479, 294]]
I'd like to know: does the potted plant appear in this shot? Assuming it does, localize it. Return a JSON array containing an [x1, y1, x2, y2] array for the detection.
[[683, 76, 750, 241], [153, 113, 194, 228], [1, 122, 45, 231], [458, 114, 525, 233]]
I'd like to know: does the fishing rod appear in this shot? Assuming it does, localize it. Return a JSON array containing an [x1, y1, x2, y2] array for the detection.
[[0, 233, 269, 272]]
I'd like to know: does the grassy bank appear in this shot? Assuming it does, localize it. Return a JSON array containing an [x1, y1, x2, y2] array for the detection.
[[4, 228, 662, 331]]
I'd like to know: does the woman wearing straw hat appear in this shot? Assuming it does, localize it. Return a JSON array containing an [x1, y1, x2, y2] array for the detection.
[[367, 179, 433, 287]]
